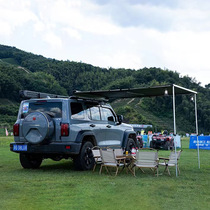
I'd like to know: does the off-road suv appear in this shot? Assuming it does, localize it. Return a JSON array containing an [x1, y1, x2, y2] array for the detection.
[[10, 90, 137, 170]]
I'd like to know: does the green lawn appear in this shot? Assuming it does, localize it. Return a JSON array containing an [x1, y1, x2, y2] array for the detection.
[[0, 137, 209, 210]]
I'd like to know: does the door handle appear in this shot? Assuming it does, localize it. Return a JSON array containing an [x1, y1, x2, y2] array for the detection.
[[106, 125, 111, 128], [90, 124, 96, 127]]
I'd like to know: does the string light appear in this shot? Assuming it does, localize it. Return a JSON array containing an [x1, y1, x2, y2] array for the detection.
[[164, 89, 168, 96]]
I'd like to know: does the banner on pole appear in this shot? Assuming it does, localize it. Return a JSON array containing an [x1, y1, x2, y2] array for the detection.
[[189, 136, 210, 150], [142, 135, 148, 147]]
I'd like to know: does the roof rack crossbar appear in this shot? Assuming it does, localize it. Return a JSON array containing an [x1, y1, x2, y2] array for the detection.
[[19, 90, 68, 99], [69, 96, 108, 103]]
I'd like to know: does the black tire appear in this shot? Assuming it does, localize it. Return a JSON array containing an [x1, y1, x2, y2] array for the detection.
[[74, 141, 94, 170], [126, 138, 136, 154], [22, 112, 54, 144], [164, 141, 170, 150], [19, 153, 42, 169], [139, 139, 143, 148], [150, 141, 154, 149]]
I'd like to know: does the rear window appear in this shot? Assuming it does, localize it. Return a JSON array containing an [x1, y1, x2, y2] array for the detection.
[[71, 102, 85, 119], [21, 101, 62, 118]]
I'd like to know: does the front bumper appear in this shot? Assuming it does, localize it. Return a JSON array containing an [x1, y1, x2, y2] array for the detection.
[[10, 142, 81, 155], [153, 140, 167, 148]]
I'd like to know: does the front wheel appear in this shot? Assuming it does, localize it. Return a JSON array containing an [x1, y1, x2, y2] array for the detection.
[[164, 141, 170, 150], [126, 138, 136, 154], [150, 141, 154, 149], [19, 154, 42, 169], [74, 141, 94, 170]]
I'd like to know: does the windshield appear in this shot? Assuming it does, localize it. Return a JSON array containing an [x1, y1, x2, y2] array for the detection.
[[20, 101, 62, 118]]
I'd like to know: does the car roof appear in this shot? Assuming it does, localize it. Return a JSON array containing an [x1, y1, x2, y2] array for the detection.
[[22, 98, 109, 106]]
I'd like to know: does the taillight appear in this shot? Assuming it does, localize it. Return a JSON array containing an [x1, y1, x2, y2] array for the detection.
[[61, 123, 69, 136], [13, 123, 19, 136]]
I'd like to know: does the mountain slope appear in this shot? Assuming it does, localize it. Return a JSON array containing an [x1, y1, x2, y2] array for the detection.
[[0, 44, 209, 133]]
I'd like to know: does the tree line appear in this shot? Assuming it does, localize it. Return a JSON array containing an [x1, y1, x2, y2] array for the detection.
[[0, 44, 209, 133]]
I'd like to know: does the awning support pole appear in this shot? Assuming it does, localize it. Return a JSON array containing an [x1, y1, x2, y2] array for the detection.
[[194, 94, 200, 169], [173, 85, 178, 177]]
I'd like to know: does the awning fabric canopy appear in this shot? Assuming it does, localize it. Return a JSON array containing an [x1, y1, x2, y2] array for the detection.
[[74, 83, 200, 174], [73, 84, 197, 101]]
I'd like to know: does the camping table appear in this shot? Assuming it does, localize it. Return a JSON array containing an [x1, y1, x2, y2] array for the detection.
[[158, 157, 169, 163], [116, 155, 136, 176]]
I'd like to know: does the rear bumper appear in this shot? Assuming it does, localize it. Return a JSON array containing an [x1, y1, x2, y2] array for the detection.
[[10, 142, 81, 155]]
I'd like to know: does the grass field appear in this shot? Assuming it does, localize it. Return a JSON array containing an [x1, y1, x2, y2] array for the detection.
[[0, 137, 209, 210]]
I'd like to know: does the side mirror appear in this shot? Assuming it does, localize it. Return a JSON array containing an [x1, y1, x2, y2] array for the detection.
[[108, 116, 114, 122], [117, 115, 123, 124]]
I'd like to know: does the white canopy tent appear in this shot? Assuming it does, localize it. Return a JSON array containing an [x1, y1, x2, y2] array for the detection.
[[74, 84, 199, 176]]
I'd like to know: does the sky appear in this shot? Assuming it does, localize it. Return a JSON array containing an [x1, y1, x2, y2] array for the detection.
[[0, 0, 210, 86]]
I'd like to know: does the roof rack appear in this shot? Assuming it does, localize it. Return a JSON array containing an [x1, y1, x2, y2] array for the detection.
[[69, 96, 108, 103], [19, 90, 68, 99]]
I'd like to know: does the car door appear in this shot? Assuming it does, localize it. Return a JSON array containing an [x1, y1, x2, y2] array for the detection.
[[101, 107, 124, 146], [86, 104, 107, 145]]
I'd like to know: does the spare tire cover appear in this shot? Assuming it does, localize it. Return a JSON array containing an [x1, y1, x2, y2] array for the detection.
[[22, 112, 54, 144]]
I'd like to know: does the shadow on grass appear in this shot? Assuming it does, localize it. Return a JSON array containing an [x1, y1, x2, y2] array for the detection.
[[40, 161, 74, 171], [10, 160, 79, 175]]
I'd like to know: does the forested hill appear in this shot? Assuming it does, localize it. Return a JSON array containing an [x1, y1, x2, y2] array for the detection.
[[0, 44, 210, 134]]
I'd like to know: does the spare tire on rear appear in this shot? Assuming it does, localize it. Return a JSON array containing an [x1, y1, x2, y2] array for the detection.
[[22, 112, 54, 144]]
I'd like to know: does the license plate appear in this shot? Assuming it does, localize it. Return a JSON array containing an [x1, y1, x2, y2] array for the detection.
[[13, 144, 27, 151]]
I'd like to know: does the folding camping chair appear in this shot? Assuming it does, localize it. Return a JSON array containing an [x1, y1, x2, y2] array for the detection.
[[133, 151, 159, 176], [99, 149, 125, 176], [92, 146, 102, 172], [159, 150, 182, 176]]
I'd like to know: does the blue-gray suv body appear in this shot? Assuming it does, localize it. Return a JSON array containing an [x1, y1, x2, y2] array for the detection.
[[10, 94, 137, 170]]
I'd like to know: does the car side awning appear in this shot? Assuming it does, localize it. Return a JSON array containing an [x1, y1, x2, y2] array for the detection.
[[73, 84, 197, 101]]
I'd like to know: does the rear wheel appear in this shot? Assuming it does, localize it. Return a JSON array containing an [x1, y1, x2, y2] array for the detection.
[[20, 153, 42, 169], [74, 141, 94, 170]]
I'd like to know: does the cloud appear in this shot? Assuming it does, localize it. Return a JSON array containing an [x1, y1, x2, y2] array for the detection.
[[161, 30, 210, 84], [0, 21, 12, 36], [0, 0, 209, 86], [91, 0, 179, 8], [43, 32, 63, 49], [0, 0, 37, 36], [62, 27, 82, 40], [88, 0, 210, 33], [95, 50, 143, 70], [33, 0, 120, 36], [34, 20, 45, 32]]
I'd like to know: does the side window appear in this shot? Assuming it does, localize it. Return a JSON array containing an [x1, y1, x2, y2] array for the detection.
[[101, 107, 115, 121], [71, 102, 85, 119], [89, 106, 101, 121]]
